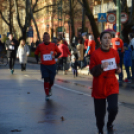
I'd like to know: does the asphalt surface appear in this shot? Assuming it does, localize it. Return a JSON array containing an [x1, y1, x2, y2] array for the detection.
[[0, 62, 134, 134]]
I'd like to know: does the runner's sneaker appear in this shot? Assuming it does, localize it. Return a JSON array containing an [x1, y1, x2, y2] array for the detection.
[[107, 125, 115, 134], [45, 96, 50, 101], [11, 69, 14, 74], [49, 89, 52, 96]]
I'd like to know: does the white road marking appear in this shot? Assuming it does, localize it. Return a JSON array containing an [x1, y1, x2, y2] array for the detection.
[[24, 75, 30, 77], [25, 75, 121, 105]]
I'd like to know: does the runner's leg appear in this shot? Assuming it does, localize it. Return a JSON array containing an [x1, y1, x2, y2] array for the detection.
[[94, 98, 106, 133], [44, 78, 50, 96], [107, 94, 118, 128]]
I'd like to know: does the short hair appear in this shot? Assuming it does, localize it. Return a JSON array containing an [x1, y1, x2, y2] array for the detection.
[[77, 37, 83, 44], [100, 31, 112, 40], [43, 32, 49, 36]]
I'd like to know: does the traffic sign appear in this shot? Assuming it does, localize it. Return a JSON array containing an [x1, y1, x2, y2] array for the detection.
[[7, 32, 10, 37], [107, 13, 116, 24], [98, 13, 107, 22], [121, 12, 128, 24], [27, 31, 33, 37], [113, 24, 116, 32]]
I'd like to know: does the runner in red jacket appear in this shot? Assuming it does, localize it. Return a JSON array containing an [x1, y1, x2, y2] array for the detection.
[[35, 32, 61, 101], [57, 39, 71, 75], [89, 31, 121, 134], [82, 32, 89, 52], [111, 32, 124, 82]]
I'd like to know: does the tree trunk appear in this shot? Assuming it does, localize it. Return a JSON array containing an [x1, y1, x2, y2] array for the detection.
[[82, 0, 100, 45], [70, 0, 75, 42]]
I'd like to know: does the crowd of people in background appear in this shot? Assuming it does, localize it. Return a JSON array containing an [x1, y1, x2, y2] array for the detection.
[[0, 30, 134, 82], [1, 30, 134, 134]]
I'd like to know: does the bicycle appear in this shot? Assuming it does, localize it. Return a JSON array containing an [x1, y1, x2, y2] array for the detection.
[[0, 50, 8, 66]]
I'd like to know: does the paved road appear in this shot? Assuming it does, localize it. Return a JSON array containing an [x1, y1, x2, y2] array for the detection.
[[0, 63, 134, 134]]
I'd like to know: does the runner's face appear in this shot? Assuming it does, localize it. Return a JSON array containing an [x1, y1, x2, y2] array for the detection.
[[43, 34, 50, 44], [83, 36, 86, 40], [101, 33, 111, 50]]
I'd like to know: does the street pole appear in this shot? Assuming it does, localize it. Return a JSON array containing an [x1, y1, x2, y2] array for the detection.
[[69, 0, 72, 42], [116, 0, 121, 33]]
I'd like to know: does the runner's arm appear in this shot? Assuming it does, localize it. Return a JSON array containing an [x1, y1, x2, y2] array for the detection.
[[85, 46, 90, 54], [55, 45, 61, 58], [89, 54, 103, 77]]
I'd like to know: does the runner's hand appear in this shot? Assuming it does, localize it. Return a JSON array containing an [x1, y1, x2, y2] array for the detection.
[[84, 53, 87, 57], [116, 67, 121, 74], [38, 61, 41, 64], [101, 62, 109, 69]]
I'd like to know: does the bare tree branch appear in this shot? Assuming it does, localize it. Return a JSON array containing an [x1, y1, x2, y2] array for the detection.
[[0, 10, 10, 26]]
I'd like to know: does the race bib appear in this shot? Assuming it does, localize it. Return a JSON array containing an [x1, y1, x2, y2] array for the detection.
[[115, 41, 120, 45], [43, 54, 52, 61], [101, 58, 117, 71], [9, 45, 14, 50]]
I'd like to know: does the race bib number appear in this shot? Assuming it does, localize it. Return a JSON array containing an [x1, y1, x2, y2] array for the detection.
[[115, 41, 120, 45], [101, 58, 117, 71], [9, 45, 14, 50], [43, 54, 52, 61]]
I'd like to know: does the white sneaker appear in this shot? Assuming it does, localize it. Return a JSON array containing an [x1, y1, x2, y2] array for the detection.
[[45, 96, 49, 101]]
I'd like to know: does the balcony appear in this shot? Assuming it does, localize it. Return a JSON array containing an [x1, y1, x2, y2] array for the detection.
[[93, 1, 115, 18]]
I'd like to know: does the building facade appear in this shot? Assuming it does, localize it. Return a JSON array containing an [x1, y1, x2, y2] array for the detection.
[[0, 0, 94, 44]]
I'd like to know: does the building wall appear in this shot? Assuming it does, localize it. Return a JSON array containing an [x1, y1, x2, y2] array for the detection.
[[0, 0, 94, 44]]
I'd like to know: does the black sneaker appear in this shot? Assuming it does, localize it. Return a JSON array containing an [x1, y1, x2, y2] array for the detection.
[[107, 125, 115, 134]]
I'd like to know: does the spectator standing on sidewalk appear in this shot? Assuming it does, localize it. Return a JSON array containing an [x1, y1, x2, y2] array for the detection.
[[128, 33, 134, 81], [89, 31, 121, 134], [123, 42, 132, 83], [36, 39, 40, 47], [57, 39, 71, 75], [0, 39, 4, 52], [35, 32, 61, 101], [16, 39, 30, 71], [111, 32, 124, 82], [5, 34, 18, 74], [76, 38, 84, 69]]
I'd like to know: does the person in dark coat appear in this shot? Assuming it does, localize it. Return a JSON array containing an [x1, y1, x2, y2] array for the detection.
[[5, 34, 18, 74], [0, 40, 4, 52]]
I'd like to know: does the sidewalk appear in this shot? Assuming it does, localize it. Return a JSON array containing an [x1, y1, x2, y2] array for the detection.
[[27, 57, 134, 88], [27, 57, 134, 84], [27, 57, 90, 75]]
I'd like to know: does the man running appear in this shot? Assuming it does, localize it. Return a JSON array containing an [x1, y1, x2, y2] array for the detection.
[[5, 34, 18, 74], [35, 32, 61, 101], [111, 32, 124, 82]]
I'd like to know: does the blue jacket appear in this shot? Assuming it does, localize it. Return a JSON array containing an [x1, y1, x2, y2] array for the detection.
[[123, 43, 132, 67]]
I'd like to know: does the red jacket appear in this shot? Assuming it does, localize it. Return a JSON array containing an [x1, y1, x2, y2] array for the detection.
[[35, 42, 61, 65], [111, 38, 124, 52], [58, 44, 71, 58], [84, 39, 89, 50], [88, 40, 96, 55], [89, 48, 120, 99]]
